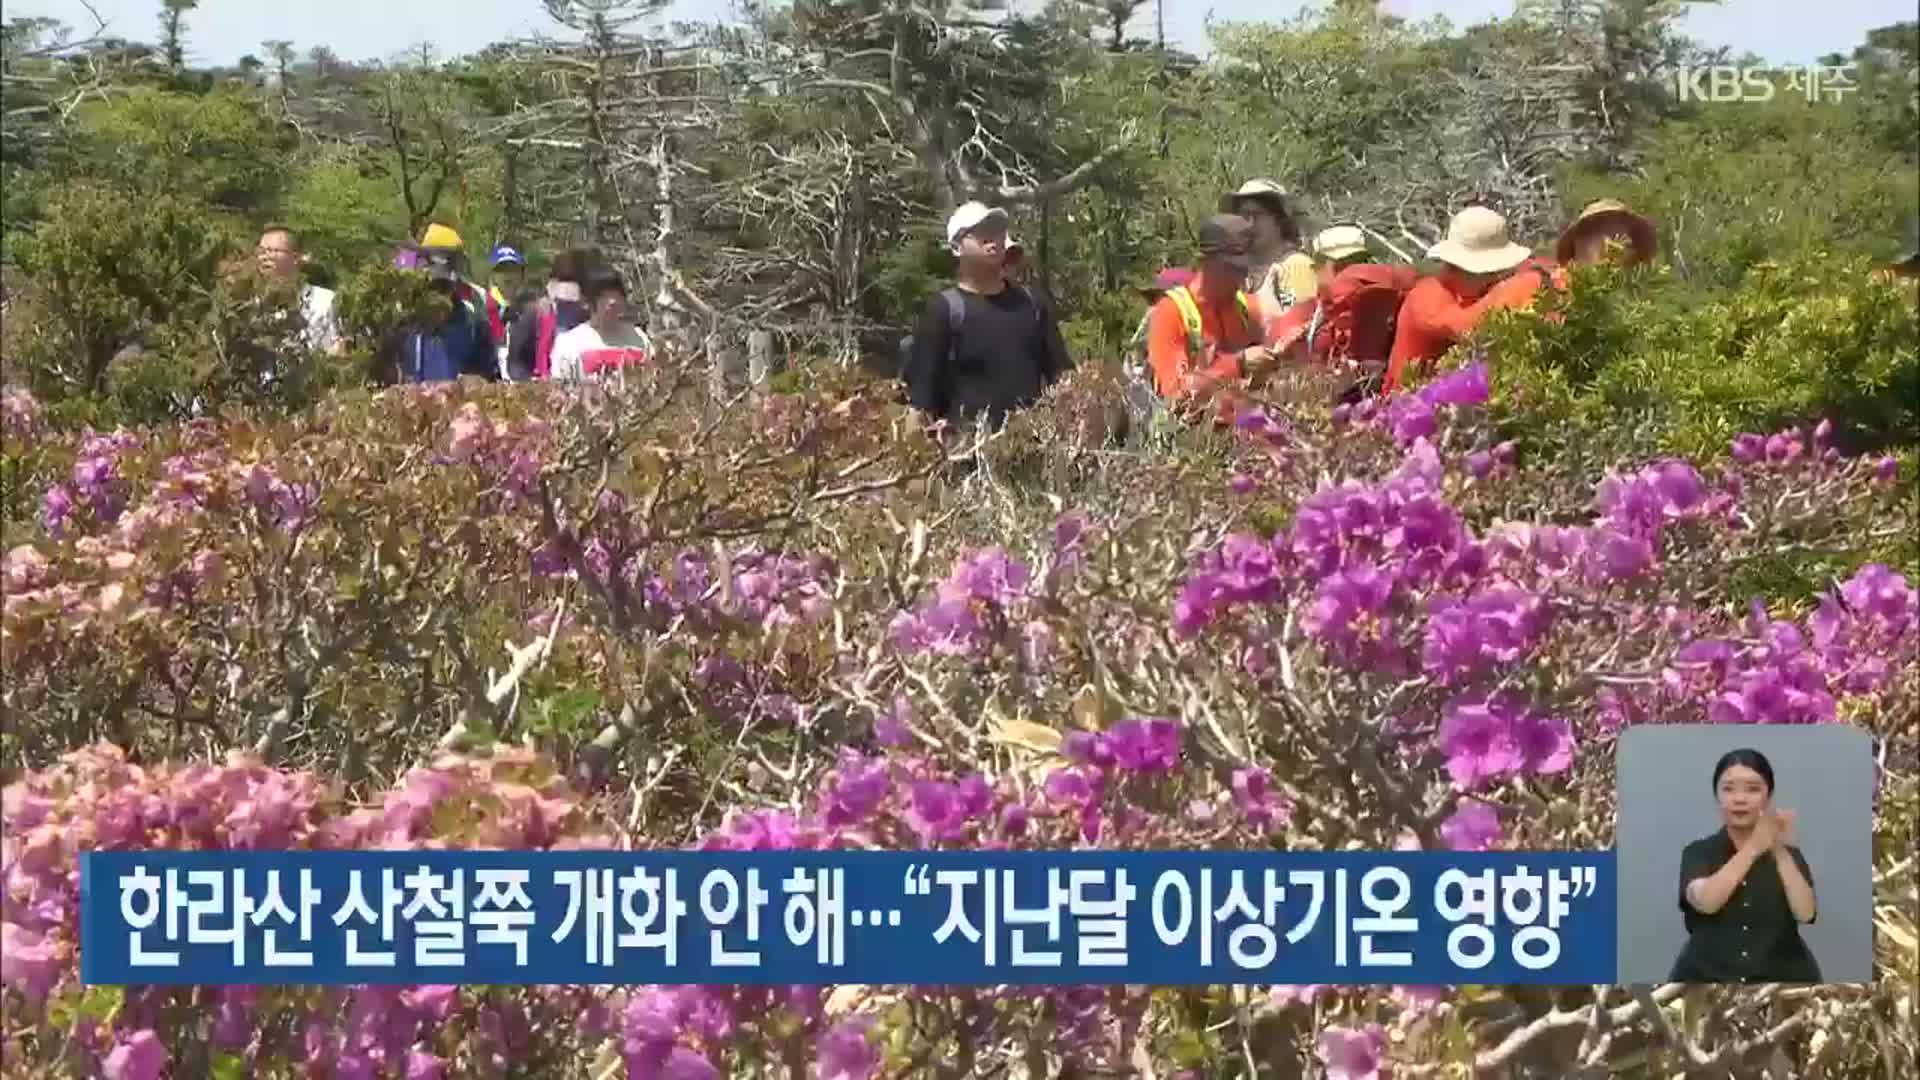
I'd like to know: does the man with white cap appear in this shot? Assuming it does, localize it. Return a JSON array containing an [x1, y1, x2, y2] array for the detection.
[[903, 201, 1071, 432], [1383, 205, 1549, 395]]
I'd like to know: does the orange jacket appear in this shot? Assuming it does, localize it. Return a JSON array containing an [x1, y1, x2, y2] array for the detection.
[[1383, 271, 1542, 395]]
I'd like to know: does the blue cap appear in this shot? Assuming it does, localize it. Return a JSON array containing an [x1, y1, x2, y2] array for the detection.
[[490, 245, 525, 267]]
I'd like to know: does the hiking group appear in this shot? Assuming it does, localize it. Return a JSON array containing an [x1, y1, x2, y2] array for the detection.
[[904, 181, 1677, 438], [257, 223, 654, 387], [263, 187, 1920, 437]]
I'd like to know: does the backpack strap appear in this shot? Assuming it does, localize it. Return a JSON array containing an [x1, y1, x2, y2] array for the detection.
[[1167, 286, 1205, 359], [939, 288, 966, 370], [533, 299, 559, 379]]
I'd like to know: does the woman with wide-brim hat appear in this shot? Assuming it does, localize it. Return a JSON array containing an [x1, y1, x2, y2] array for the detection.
[[1221, 178, 1319, 315], [1556, 199, 1659, 268], [1382, 205, 1545, 395]]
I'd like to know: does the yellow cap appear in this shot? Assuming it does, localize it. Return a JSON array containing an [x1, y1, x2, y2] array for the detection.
[[419, 223, 464, 250]]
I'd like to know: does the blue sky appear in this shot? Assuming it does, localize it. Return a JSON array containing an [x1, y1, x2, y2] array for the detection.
[[14, 1, 1910, 67]]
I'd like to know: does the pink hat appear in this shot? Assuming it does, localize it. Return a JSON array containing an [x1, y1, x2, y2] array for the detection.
[[1140, 267, 1195, 296]]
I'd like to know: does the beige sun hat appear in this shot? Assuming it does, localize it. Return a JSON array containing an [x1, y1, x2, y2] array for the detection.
[[1313, 224, 1369, 262], [1556, 199, 1658, 265], [1427, 206, 1532, 275], [1220, 178, 1295, 217]]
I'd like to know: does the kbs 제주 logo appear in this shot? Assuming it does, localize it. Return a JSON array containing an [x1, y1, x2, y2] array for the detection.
[[1672, 64, 1859, 105]]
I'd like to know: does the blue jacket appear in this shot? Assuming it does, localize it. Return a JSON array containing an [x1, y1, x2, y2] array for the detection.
[[401, 297, 496, 383]]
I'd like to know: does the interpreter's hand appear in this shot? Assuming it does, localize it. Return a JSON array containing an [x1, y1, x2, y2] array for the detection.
[[1746, 809, 1782, 854], [1773, 809, 1798, 849]]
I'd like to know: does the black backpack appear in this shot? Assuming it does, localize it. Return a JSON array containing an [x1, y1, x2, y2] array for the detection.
[[897, 286, 1041, 381]]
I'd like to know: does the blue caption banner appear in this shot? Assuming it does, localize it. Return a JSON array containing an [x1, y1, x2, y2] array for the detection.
[[80, 851, 1617, 987]]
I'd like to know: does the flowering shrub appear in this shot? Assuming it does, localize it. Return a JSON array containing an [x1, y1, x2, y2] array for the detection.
[[2, 357, 1916, 1076]]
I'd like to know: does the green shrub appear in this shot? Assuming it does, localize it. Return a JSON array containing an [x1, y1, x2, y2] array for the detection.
[[1481, 251, 1919, 462]]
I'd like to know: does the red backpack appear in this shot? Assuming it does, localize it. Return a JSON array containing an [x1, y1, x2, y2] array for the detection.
[[1317, 264, 1417, 364]]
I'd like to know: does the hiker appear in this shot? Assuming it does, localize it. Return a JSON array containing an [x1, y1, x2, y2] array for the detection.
[[1143, 214, 1284, 421], [488, 245, 531, 363], [1382, 206, 1550, 395], [395, 248, 497, 384], [1122, 267, 1196, 427], [1222, 179, 1319, 314], [254, 225, 341, 356], [1556, 199, 1658, 269], [902, 201, 1072, 434], [415, 224, 503, 357], [505, 247, 598, 381], [1271, 224, 1417, 399], [548, 267, 652, 381]]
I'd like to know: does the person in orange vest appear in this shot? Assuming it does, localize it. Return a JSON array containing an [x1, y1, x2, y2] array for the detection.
[[1144, 214, 1284, 422], [1556, 199, 1659, 269], [1382, 206, 1547, 395]]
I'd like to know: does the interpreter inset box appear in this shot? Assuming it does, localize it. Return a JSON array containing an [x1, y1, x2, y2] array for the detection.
[[1615, 724, 1874, 984]]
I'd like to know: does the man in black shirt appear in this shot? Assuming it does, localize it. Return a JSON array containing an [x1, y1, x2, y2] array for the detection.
[[904, 201, 1072, 432]]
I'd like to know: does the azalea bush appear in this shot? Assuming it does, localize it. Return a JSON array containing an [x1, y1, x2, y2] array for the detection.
[[3, 355, 1918, 1077]]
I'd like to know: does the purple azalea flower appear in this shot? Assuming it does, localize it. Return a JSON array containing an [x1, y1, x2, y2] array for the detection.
[[1422, 587, 1550, 682], [873, 696, 914, 748], [1001, 803, 1031, 837], [1439, 798, 1503, 851], [1731, 433, 1766, 464], [1765, 432, 1802, 464], [102, 1030, 167, 1080], [405, 1051, 447, 1080], [1587, 524, 1655, 581], [40, 483, 74, 534], [821, 752, 890, 826], [1437, 693, 1525, 790], [1043, 767, 1096, 808], [955, 774, 992, 819], [1511, 711, 1574, 774], [905, 780, 967, 843], [1386, 395, 1438, 445], [1303, 562, 1401, 670], [657, 1048, 721, 1080], [817, 1015, 880, 1080], [941, 547, 1031, 607], [1063, 731, 1116, 768], [1107, 717, 1182, 771], [1318, 1023, 1389, 1080], [1231, 767, 1288, 830], [1418, 361, 1490, 406]]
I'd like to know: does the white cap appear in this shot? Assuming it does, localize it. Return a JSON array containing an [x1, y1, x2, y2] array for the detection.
[[1314, 224, 1369, 261], [946, 201, 1009, 246]]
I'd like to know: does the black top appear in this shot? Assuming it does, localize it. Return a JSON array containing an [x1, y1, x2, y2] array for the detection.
[[504, 296, 590, 382], [904, 284, 1072, 429], [1670, 828, 1821, 983]]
